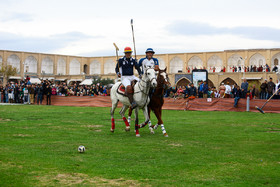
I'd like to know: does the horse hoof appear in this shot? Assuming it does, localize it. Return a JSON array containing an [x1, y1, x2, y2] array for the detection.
[[110, 129, 114, 133], [150, 131, 155, 134], [164, 133, 168, 137], [136, 134, 141, 137], [125, 127, 130, 132]]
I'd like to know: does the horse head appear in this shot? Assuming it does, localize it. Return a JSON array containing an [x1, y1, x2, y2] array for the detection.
[[143, 65, 157, 88], [158, 67, 171, 89]]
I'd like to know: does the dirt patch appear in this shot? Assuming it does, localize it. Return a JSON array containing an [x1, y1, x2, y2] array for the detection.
[[39, 173, 141, 186], [94, 129, 102, 132], [0, 118, 12, 122], [38, 123, 53, 126], [266, 127, 280, 133], [82, 125, 103, 128], [13, 134, 33, 137], [267, 131, 280, 133], [17, 126, 35, 129], [168, 143, 183, 147], [0, 161, 23, 169]]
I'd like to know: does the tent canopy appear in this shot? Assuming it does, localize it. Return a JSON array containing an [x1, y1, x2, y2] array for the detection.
[[80, 79, 93, 85], [30, 78, 41, 84], [9, 76, 22, 80], [241, 77, 262, 80]]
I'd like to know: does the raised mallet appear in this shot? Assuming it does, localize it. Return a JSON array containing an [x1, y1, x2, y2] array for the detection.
[[130, 19, 137, 59], [255, 87, 280, 114], [113, 43, 119, 72]]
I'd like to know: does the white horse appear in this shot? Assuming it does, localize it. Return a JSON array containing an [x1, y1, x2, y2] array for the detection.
[[110, 66, 157, 137]]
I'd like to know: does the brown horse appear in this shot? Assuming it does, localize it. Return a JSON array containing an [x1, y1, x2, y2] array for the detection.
[[127, 67, 171, 137]]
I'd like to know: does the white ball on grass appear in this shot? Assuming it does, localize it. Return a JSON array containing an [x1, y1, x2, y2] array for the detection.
[[78, 145, 85, 153]]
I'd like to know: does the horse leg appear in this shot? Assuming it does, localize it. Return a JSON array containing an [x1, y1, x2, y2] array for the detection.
[[154, 108, 168, 137], [127, 107, 133, 125], [147, 106, 154, 133], [110, 100, 118, 132], [139, 106, 149, 128], [134, 108, 140, 137], [119, 105, 130, 131]]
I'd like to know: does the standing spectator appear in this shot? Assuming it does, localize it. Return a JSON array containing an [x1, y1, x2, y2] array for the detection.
[[234, 86, 242, 108], [46, 85, 52, 105], [0, 85, 3, 103], [214, 87, 220, 98], [19, 87, 24, 103], [267, 77, 275, 99], [224, 82, 232, 98], [8, 84, 14, 103], [34, 84, 38, 102], [231, 83, 238, 98], [250, 84, 259, 99], [241, 78, 248, 98], [260, 80, 268, 99], [202, 81, 208, 98], [27, 85, 31, 104], [23, 85, 29, 104], [219, 83, 226, 98], [188, 83, 197, 99], [198, 81, 204, 98], [14, 84, 20, 103], [52, 86, 56, 95], [30, 84, 35, 104], [37, 84, 43, 105]]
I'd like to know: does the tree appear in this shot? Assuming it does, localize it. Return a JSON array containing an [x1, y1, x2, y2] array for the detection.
[[0, 64, 17, 86]]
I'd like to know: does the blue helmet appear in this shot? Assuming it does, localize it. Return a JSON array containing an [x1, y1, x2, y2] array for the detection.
[[145, 48, 155, 53]]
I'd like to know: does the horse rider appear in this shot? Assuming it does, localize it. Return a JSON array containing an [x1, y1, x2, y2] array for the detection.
[[139, 48, 159, 98], [138, 48, 159, 72], [115, 46, 142, 109]]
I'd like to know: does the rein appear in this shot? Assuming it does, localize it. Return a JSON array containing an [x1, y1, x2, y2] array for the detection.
[[134, 67, 155, 96]]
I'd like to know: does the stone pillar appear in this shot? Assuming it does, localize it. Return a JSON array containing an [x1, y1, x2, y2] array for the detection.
[[166, 54, 170, 73], [183, 53, 187, 73], [101, 57, 104, 75], [203, 52, 207, 68], [54, 55, 57, 75], [66, 56, 70, 75], [38, 53, 42, 77], [2, 51, 7, 85], [223, 51, 227, 71], [244, 50, 249, 67], [80, 57, 83, 74], [20, 52, 24, 78], [266, 49, 271, 67]]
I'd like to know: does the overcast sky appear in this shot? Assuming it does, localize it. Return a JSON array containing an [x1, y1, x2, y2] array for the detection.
[[0, 0, 280, 57]]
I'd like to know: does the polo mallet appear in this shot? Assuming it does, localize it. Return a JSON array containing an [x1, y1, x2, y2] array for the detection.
[[255, 87, 280, 114], [113, 43, 120, 74], [130, 19, 137, 59]]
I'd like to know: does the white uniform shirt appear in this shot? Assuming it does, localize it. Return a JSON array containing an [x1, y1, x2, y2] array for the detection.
[[225, 85, 232, 94], [138, 57, 159, 73]]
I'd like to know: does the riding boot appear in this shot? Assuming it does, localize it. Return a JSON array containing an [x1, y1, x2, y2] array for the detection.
[[126, 86, 137, 109]]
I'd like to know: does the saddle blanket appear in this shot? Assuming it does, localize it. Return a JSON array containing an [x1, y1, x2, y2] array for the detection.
[[117, 84, 126, 96]]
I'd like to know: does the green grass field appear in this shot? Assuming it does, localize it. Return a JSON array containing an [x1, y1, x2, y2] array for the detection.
[[0, 105, 280, 186]]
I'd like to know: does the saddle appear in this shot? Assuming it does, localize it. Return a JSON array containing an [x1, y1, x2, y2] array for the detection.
[[117, 80, 137, 96]]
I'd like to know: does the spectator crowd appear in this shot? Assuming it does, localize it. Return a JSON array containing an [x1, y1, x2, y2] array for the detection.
[[1, 76, 279, 108], [164, 77, 280, 107], [0, 76, 110, 105]]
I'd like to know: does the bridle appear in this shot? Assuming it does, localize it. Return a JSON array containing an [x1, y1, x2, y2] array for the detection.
[[134, 67, 156, 96], [157, 71, 170, 90]]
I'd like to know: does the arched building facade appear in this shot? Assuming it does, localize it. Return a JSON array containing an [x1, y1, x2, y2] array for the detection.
[[0, 48, 279, 88]]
